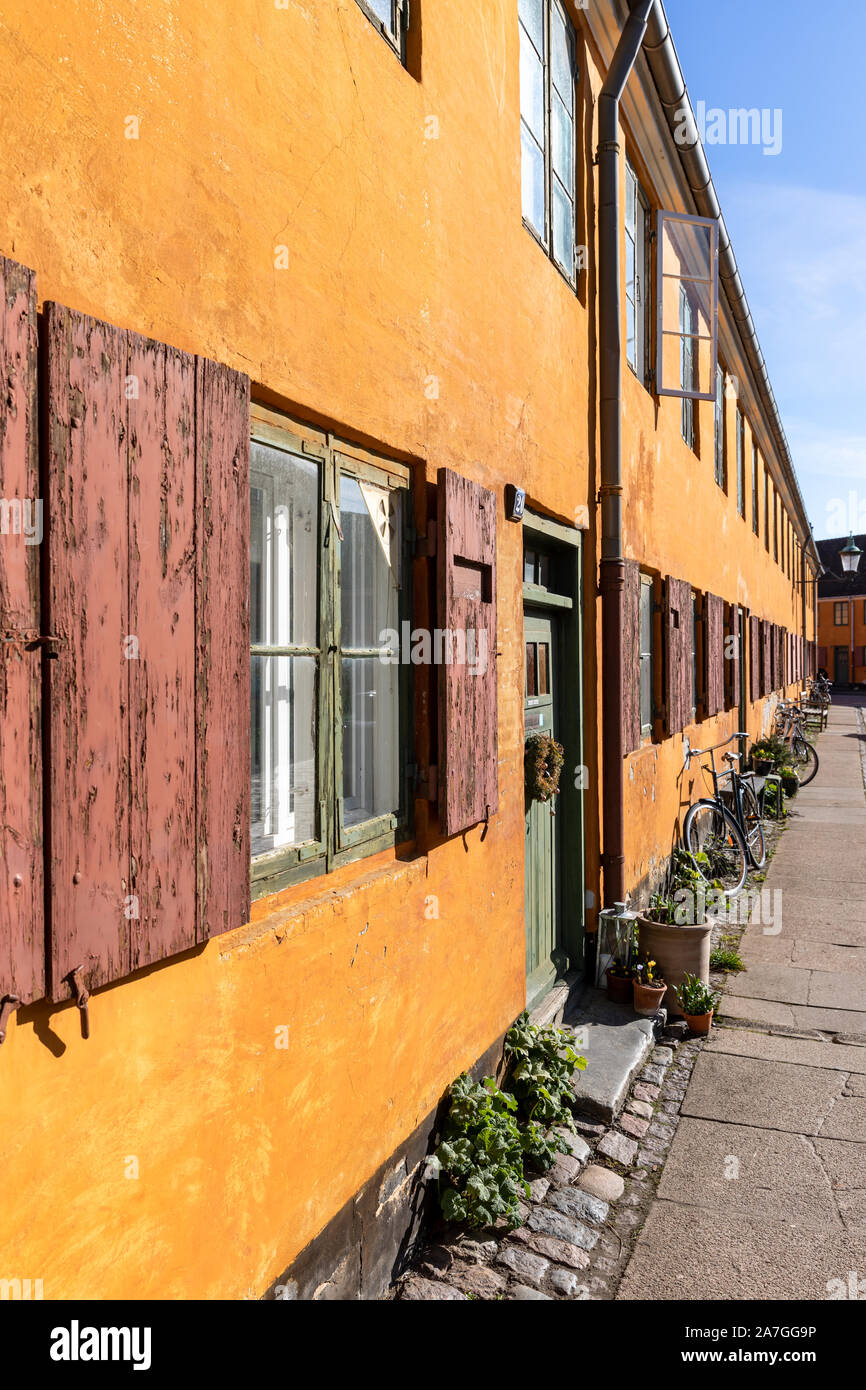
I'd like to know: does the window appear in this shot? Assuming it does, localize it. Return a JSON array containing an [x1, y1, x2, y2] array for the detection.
[[250, 406, 410, 894], [834, 602, 849, 626], [639, 574, 653, 736], [773, 488, 778, 561], [735, 408, 745, 516], [690, 592, 699, 721], [764, 467, 770, 551], [626, 162, 651, 384], [355, 0, 408, 62], [681, 287, 695, 447], [519, 0, 578, 284], [751, 443, 759, 534], [713, 365, 725, 486], [656, 210, 719, 402]]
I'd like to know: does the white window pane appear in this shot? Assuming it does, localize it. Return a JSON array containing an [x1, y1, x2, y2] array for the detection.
[[340, 475, 400, 649], [519, 0, 543, 54], [551, 91, 573, 193], [625, 231, 635, 296], [521, 122, 545, 235], [552, 177, 574, 274], [251, 441, 319, 648], [367, 0, 394, 28], [519, 26, 545, 143], [551, 6, 574, 115], [626, 297, 636, 370], [251, 654, 317, 855], [626, 166, 636, 234], [342, 657, 398, 826]]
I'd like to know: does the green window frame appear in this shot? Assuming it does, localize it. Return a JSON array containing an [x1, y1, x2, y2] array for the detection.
[[354, 0, 409, 63], [250, 404, 413, 901]]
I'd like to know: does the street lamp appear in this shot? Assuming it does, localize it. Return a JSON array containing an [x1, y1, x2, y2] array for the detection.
[[839, 532, 862, 577]]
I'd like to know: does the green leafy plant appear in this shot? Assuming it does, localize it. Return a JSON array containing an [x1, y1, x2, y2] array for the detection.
[[433, 1074, 528, 1229], [750, 736, 789, 772], [710, 938, 745, 973], [646, 848, 721, 925], [632, 956, 665, 987], [676, 972, 720, 1017], [503, 1012, 587, 1141]]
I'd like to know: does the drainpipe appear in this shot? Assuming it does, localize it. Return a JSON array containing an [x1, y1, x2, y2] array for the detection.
[[598, 0, 656, 907]]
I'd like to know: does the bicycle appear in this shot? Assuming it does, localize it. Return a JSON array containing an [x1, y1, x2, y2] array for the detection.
[[682, 732, 766, 898], [773, 699, 820, 786]]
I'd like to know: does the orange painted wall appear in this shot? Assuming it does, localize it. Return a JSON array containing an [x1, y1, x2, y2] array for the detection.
[[0, 0, 815, 1298]]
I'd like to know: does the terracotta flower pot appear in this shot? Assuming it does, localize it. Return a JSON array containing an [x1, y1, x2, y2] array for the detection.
[[636, 916, 712, 1016], [683, 1008, 714, 1035], [632, 979, 667, 1014], [606, 968, 632, 1005]]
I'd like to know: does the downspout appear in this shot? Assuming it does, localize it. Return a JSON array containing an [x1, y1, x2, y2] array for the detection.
[[598, 0, 656, 907]]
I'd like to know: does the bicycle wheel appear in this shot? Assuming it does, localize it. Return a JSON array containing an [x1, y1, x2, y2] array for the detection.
[[794, 736, 819, 785], [740, 782, 766, 869], [683, 799, 748, 897]]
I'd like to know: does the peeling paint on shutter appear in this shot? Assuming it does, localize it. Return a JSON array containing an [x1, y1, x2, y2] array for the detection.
[[0, 257, 43, 1005], [195, 357, 251, 938], [46, 303, 250, 1000], [750, 616, 760, 702], [622, 560, 641, 754], [664, 576, 691, 735], [704, 593, 724, 717], [437, 467, 497, 835], [727, 605, 740, 711]]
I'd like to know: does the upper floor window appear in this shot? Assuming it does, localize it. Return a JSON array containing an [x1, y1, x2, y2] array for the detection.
[[735, 408, 745, 517], [773, 488, 779, 561], [680, 288, 695, 448], [250, 406, 410, 896], [626, 162, 651, 385], [764, 468, 770, 551], [355, 0, 408, 62], [751, 443, 759, 535], [834, 602, 849, 626], [713, 364, 725, 486], [519, 0, 579, 285]]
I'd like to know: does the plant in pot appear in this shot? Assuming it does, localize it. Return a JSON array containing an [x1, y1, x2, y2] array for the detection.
[[605, 914, 637, 1004], [779, 763, 800, 797], [632, 956, 667, 1014], [675, 972, 721, 1035], [637, 849, 721, 1013], [750, 735, 788, 775]]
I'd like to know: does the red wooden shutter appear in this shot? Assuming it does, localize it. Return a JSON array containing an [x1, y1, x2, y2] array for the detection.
[[726, 605, 740, 710], [816, 645, 827, 669], [750, 616, 760, 701], [622, 560, 641, 754], [856, 646, 866, 670], [664, 576, 691, 734], [195, 357, 251, 937], [704, 593, 724, 717], [46, 303, 250, 1001], [0, 257, 43, 1009], [761, 621, 771, 695], [437, 468, 497, 835]]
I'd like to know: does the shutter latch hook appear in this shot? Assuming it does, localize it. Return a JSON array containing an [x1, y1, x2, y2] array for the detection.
[[69, 966, 91, 1040], [0, 994, 21, 1045]]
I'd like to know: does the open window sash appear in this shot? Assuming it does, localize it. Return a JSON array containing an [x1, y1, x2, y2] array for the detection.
[[656, 210, 719, 402]]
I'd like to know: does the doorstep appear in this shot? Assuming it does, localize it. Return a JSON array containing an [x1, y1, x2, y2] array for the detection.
[[562, 980, 656, 1123]]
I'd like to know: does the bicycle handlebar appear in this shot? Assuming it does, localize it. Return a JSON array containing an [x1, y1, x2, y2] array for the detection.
[[689, 732, 749, 760]]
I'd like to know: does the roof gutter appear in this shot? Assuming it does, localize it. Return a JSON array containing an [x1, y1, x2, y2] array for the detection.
[[628, 0, 821, 572], [597, 0, 656, 908]]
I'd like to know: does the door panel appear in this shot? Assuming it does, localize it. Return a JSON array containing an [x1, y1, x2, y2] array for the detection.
[[524, 613, 563, 1002]]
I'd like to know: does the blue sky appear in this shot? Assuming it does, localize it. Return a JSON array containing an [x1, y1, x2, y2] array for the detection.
[[664, 0, 866, 540]]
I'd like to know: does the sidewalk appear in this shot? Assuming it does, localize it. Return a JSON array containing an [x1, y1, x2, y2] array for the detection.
[[619, 701, 866, 1300]]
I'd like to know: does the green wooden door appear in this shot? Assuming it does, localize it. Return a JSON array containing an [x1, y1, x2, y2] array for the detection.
[[524, 612, 565, 1003]]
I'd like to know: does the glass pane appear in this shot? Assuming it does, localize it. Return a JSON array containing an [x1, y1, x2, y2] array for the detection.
[[340, 474, 401, 650], [551, 92, 573, 192], [521, 123, 545, 236], [662, 217, 713, 282], [251, 654, 317, 855], [552, 178, 574, 275], [367, 0, 394, 28], [537, 553, 550, 589], [626, 297, 636, 369], [625, 230, 635, 297], [519, 27, 545, 143], [538, 643, 550, 695], [524, 548, 536, 584], [640, 654, 652, 731], [551, 5, 574, 114], [525, 643, 538, 697], [250, 440, 319, 649], [625, 166, 636, 234], [519, 0, 543, 53], [341, 657, 398, 827]]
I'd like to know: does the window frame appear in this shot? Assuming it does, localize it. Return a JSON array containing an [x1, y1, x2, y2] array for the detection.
[[751, 442, 760, 535], [249, 404, 413, 901], [764, 467, 770, 552], [639, 573, 654, 738], [735, 407, 745, 517], [519, 0, 579, 288], [713, 364, 726, 487], [834, 601, 849, 626], [626, 160, 652, 387], [354, 0, 409, 64], [681, 285, 695, 449]]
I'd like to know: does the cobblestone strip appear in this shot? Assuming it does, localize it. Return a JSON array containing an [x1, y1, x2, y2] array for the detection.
[[396, 1028, 708, 1301]]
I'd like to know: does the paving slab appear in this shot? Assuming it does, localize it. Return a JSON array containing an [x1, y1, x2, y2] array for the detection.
[[566, 989, 654, 1122], [792, 943, 866, 973], [656, 1118, 841, 1228], [807, 971, 866, 1011], [716, 995, 797, 1028], [707, 1026, 866, 1073], [819, 1096, 866, 1142], [747, 895, 866, 937], [726, 962, 811, 1004], [792, 1003, 866, 1034], [681, 1053, 845, 1134], [814, 1135, 866, 1190], [617, 1201, 866, 1300]]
